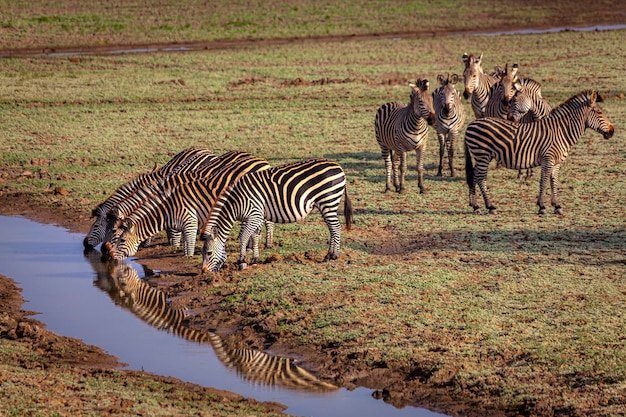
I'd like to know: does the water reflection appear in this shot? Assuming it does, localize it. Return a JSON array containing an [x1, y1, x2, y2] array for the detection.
[[85, 251, 338, 393]]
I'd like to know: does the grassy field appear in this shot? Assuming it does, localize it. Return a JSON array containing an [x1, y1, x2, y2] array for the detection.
[[0, 2, 625, 416]]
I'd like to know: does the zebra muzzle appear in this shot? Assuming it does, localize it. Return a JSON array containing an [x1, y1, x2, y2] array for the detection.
[[604, 125, 615, 139]]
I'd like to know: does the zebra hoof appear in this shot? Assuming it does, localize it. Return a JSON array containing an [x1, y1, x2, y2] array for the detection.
[[472, 207, 481, 215], [488, 209, 497, 215], [555, 207, 564, 215], [538, 208, 547, 215], [238, 262, 248, 271]]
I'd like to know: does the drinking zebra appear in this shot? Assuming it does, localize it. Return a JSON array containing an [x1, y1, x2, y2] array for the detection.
[[432, 73, 466, 177], [374, 79, 435, 194], [84, 147, 216, 251], [464, 90, 614, 215], [200, 158, 353, 273], [88, 258, 337, 392], [462, 53, 501, 118], [104, 151, 272, 261]]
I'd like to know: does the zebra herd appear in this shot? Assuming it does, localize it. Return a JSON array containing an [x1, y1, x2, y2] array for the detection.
[[84, 147, 353, 273], [84, 52, 614, 273], [375, 52, 614, 215]]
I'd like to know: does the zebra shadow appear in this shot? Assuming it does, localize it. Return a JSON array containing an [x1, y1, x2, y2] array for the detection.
[[85, 250, 338, 393], [369, 227, 625, 258]]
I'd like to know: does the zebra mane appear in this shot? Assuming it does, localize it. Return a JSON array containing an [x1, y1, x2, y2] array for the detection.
[[550, 90, 598, 116]]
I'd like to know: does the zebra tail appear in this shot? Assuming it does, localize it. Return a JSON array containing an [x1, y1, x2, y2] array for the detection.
[[343, 188, 354, 232], [464, 142, 474, 189]]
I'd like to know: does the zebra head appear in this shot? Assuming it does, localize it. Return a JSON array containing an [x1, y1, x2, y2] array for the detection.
[[105, 218, 142, 261], [84, 205, 107, 250], [408, 79, 435, 125], [497, 63, 522, 104], [462, 52, 483, 99], [200, 226, 227, 273], [436, 74, 461, 116], [586, 90, 615, 139], [507, 88, 533, 122]]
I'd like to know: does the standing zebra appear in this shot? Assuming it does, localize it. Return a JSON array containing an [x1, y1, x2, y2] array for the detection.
[[462, 53, 501, 118], [84, 147, 215, 250], [374, 79, 435, 194], [464, 90, 614, 215], [432, 73, 466, 177], [484, 63, 551, 179], [200, 158, 353, 273], [104, 151, 271, 261]]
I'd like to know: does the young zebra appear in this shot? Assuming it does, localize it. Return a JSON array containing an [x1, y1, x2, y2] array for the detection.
[[432, 73, 466, 177], [104, 151, 271, 261], [374, 79, 435, 194], [84, 147, 215, 250], [462, 52, 501, 118], [200, 158, 353, 273], [464, 90, 614, 215]]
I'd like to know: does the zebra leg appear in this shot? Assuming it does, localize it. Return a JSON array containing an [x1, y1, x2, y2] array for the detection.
[[537, 163, 552, 215], [474, 157, 497, 214], [321, 210, 342, 261], [264, 220, 274, 249], [382, 149, 394, 193], [238, 215, 264, 270], [183, 219, 198, 256], [415, 145, 426, 194], [448, 132, 458, 177], [550, 164, 563, 215], [392, 151, 402, 192], [437, 133, 445, 177], [397, 151, 407, 193], [166, 229, 182, 247]]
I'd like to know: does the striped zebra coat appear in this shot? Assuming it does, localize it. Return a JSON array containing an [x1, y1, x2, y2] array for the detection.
[[200, 158, 353, 273], [84, 147, 215, 250], [462, 53, 501, 118], [464, 90, 614, 215], [104, 151, 271, 261], [432, 73, 466, 177], [374, 79, 435, 194]]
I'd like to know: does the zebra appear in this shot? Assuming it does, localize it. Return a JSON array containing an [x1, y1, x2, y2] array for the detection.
[[464, 90, 614, 215], [432, 73, 466, 177], [374, 78, 435, 194], [104, 151, 272, 261], [101, 150, 269, 247], [88, 257, 337, 392], [484, 63, 551, 179], [507, 86, 553, 123], [84, 147, 216, 251], [462, 53, 501, 118], [200, 158, 353, 273]]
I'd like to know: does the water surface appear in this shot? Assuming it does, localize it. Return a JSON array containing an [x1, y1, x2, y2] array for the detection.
[[0, 215, 447, 417]]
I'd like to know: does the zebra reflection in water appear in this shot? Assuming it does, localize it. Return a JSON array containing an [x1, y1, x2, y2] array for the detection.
[[85, 251, 337, 392]]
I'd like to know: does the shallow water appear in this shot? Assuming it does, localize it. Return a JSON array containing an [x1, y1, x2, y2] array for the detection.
[[0, 215, 448, 417]]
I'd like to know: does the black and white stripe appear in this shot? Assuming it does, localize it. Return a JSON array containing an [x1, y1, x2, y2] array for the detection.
[[84, 147, 215, 250], [374, 79, 435, 193], [200, 158, 353, 272], [104, 151, 271, 261], [433, 73, 466, 177], [464, 90, 614, 215]]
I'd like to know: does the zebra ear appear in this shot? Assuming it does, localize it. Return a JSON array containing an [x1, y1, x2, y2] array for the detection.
[[592, 90, 603, 103], [437, 74, 446, 84], [477, 53, 483, 64], [511, 63, 519, 79], [451, 74, 459, 85], [462, 52, 469, 66]]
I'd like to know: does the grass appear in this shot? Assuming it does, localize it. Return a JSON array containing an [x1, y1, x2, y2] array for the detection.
[[0, 3, 625, 416]]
